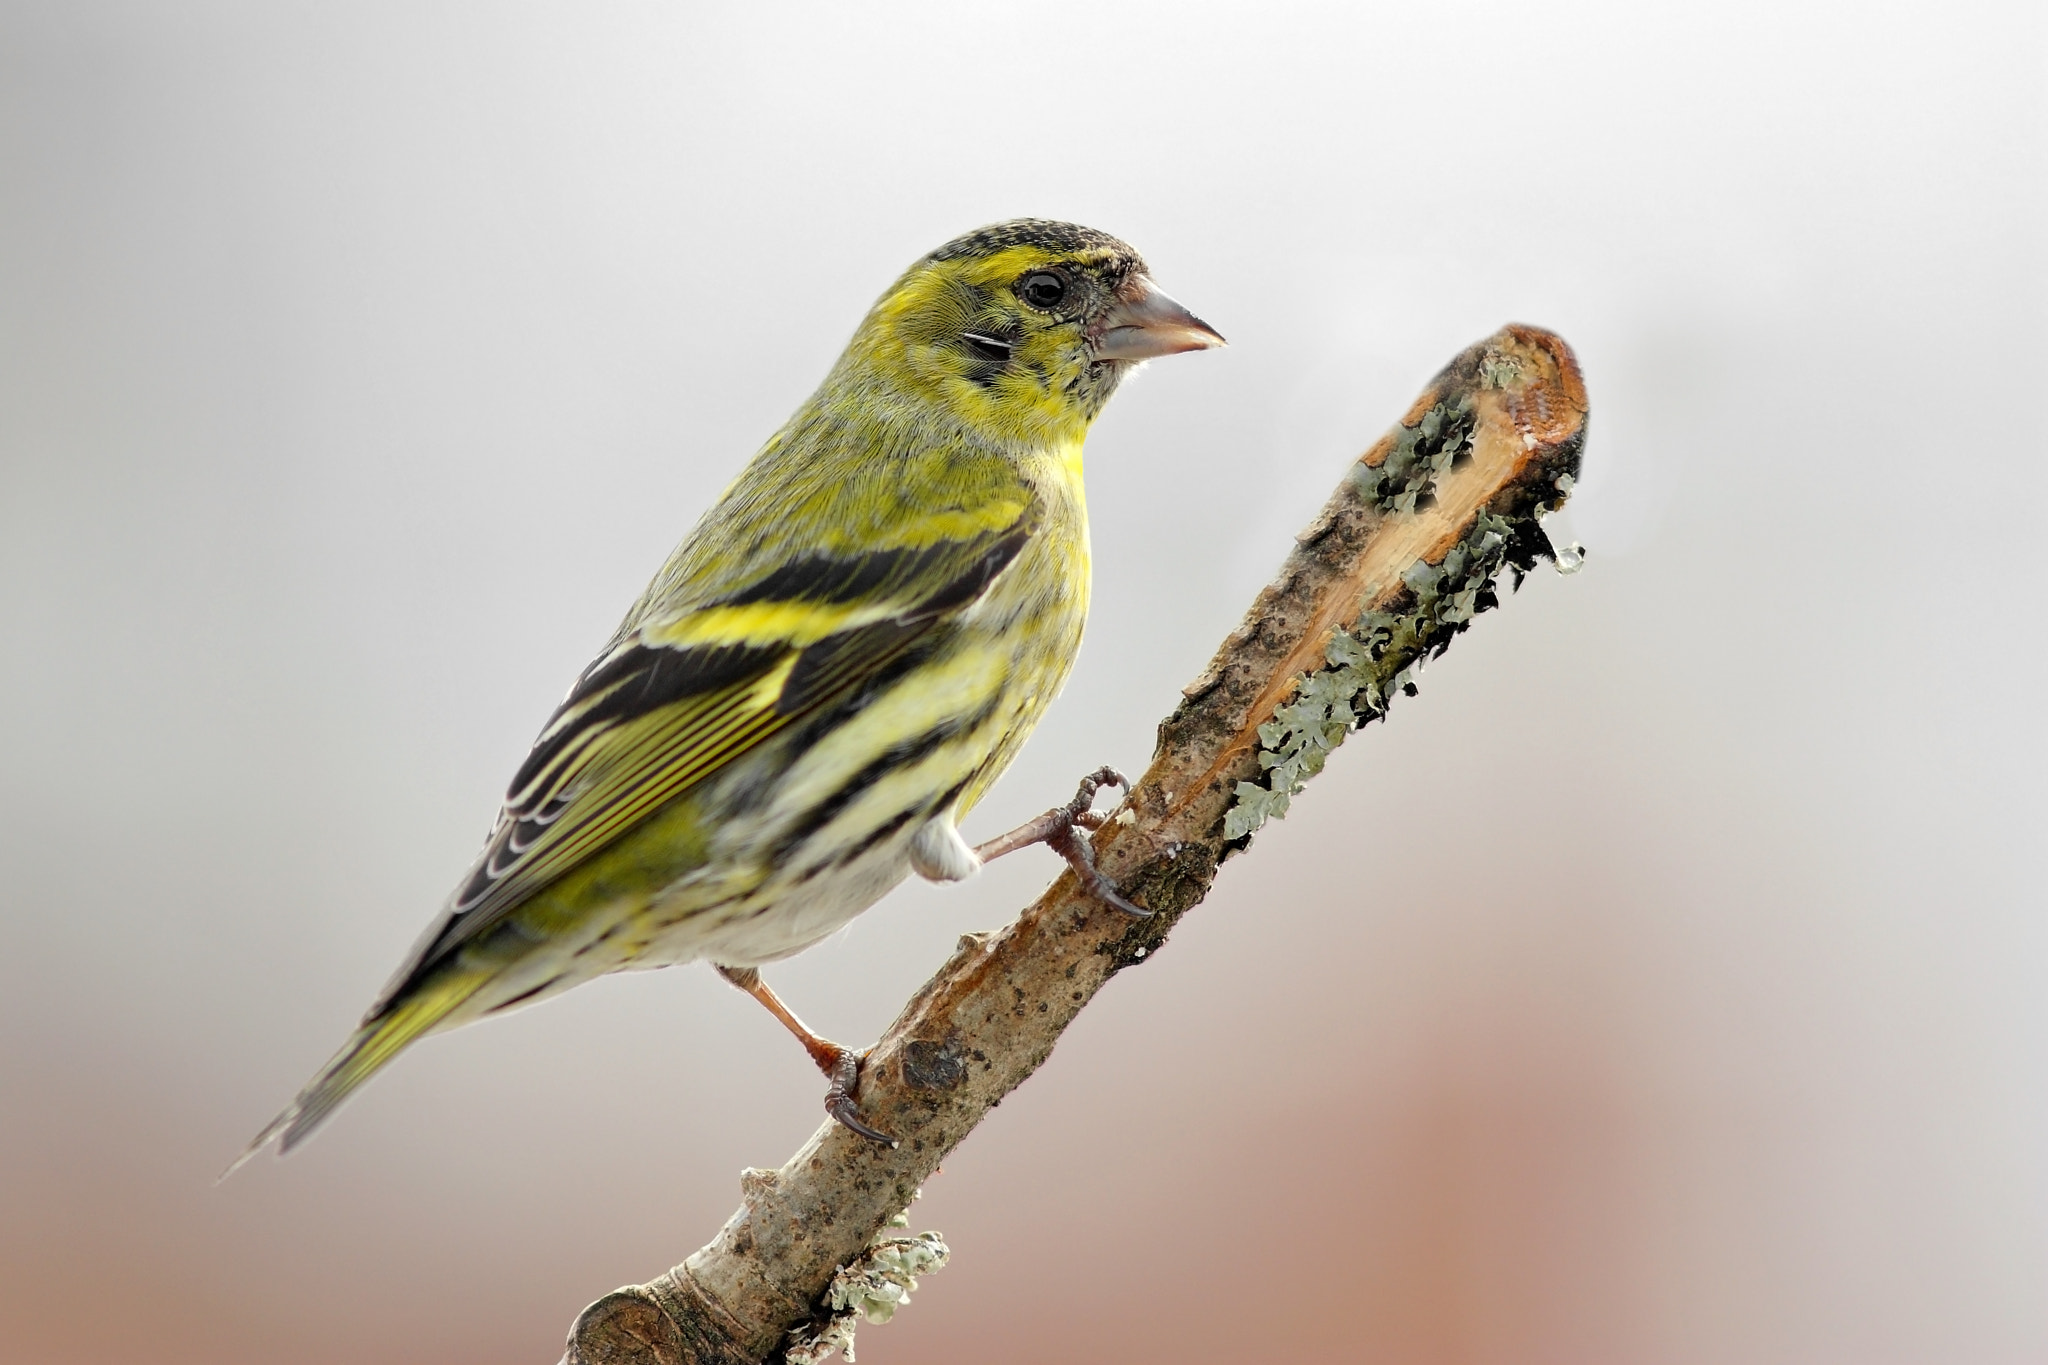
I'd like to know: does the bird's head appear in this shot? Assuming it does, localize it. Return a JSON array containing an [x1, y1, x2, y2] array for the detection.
[[837, 219, 1225, 448]]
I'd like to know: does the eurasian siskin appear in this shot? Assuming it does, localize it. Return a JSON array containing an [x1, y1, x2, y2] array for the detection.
[[238, 218, 1223, 1161]]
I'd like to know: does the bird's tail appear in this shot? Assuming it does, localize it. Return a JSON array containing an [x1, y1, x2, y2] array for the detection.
[[221, 977, 481, 1179]]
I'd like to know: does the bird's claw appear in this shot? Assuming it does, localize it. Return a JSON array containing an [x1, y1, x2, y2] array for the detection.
[[1062, 765, 1129, 825], [1048, 766, 1149, 918], [823, 1048, 897, 1147], [966, 764, 1147, 915]]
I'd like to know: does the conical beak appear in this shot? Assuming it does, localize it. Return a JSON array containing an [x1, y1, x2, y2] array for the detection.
[[1091, 275, 1226, 361]]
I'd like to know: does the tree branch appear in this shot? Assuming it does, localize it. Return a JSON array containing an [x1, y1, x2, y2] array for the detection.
[[561, 324, 1589, 1365]]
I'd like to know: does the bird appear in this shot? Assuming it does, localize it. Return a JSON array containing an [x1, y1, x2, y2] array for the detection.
[[233, 218, 1223, 1166]]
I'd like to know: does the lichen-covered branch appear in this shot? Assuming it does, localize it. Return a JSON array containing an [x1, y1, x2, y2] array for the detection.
[[561, 325, 1588, 1365]]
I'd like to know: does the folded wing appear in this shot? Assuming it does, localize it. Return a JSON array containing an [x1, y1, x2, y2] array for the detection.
[[372, 512, 1036, 1011]]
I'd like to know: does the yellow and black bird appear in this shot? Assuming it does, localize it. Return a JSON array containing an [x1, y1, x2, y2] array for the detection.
[[237, 218, 1223, 1162]]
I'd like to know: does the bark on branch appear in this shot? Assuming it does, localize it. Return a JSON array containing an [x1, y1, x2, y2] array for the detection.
[[561, 324, 1589, 1365]]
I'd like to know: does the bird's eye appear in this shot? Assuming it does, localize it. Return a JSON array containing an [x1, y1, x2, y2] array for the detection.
[[1018, 270, 1068, 311]]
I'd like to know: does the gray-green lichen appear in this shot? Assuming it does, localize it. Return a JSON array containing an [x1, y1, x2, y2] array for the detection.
[[1223, 505, 1554, 846], [1478, 352, 1523, 390], [784, 1209, 950, 1365], [1349, 395, 1476, 515]]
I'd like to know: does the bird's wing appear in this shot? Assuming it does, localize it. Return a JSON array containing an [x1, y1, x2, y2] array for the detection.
[[373, 510, 1036, 1011]]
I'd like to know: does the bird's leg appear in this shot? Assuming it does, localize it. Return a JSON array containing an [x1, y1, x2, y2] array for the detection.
[[970, 764, 1150, 917], [715, 965, 896, 1147]]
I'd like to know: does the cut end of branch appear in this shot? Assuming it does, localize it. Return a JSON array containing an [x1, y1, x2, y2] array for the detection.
[[1154, 323, 1585, 851]]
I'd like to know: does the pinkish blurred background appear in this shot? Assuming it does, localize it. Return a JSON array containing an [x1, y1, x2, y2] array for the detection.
[[3, 3, 2044, 1362]]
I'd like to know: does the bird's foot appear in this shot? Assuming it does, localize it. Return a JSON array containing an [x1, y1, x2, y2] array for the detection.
[[821, 1047, 897, 1147], [1045, 811, 1150, 918], [972, 765, 1149, 917], [716, 964, 896, 1146]]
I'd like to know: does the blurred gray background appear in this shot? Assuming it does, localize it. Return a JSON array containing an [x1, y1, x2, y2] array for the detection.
[[2, 3, 2044, 1362]]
